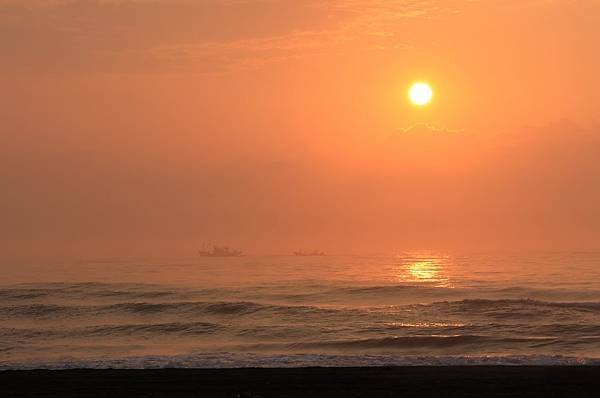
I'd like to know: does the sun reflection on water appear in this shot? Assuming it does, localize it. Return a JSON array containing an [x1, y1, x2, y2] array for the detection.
[[409, 261, 439, 280], [395, 254, 452, 287]]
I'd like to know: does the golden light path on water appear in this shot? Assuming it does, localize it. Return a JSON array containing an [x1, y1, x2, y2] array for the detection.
[[394, 254, 452, 287]]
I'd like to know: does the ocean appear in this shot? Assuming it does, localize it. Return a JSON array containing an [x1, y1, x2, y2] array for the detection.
[[3, 252, 600, 368]]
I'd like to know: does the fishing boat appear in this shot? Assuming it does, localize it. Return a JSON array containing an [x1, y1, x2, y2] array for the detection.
[[198, 244, 243, 257]]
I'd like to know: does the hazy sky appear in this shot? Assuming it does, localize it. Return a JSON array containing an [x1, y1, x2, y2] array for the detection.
[[2, 0, 600, 258]]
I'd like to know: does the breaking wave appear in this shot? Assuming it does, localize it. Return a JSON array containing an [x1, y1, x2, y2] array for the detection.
[[3, 353, 600, 370]]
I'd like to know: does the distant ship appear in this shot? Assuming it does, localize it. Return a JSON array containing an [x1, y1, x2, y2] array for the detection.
[[294, 250, 326, 256], [198, 244, 243, 257]]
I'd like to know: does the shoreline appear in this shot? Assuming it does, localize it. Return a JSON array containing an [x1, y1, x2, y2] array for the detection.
[[4, 366, 600, 397]]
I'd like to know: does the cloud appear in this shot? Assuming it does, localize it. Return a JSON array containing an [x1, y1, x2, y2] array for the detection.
[[397, 123, 464, 134], [0, 0, 458, 73], [0, 0, 336, 72]]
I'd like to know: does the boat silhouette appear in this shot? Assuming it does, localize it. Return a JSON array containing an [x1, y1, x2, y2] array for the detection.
[[198, 244, 243, 257]]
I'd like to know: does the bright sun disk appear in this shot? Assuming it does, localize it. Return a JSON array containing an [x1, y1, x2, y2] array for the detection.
[[408, 82, 433, 106]]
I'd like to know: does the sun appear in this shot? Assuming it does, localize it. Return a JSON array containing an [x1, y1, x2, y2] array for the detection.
[[408, 82, 433, 106]]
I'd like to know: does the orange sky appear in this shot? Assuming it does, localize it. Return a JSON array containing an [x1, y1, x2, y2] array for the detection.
[[2, 0, 600, 258]]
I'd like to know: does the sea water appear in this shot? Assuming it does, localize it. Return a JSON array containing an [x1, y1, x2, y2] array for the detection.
[[3, 252, 600, 368]]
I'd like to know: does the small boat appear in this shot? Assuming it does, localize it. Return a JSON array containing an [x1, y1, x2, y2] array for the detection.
[[294, 250, 326, 257], [198, 244, 243, 257]]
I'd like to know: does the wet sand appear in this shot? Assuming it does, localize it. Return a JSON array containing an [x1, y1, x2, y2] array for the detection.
[[3, 366, 600, 397]]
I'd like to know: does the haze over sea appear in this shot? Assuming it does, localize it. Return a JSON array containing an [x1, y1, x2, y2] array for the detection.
[[3, 252, 600, 369]]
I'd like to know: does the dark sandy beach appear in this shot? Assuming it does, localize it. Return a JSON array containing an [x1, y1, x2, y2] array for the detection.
[[3, 366, 600, 397]]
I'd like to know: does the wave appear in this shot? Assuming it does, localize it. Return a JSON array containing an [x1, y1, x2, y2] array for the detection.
[[285, 284, 600, 303], [0, 321, 222, 339], [0, 300, 345, 320], [82, 322, 222, 336], [0, 283, 186, 302], [295, 335, 543, 349], [4, 282, 600, 306], [3, 353, 600, 370], [4, 298, 600, 326], [233, 335, 565, 354], [442, 298, 600, 311], [419, 299, 600, 320]]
